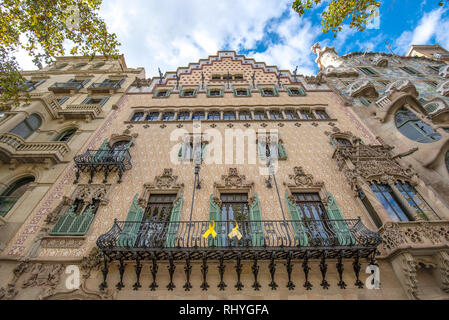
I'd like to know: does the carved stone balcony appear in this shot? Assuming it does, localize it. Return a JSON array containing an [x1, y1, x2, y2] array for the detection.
[[58, 104, 103, 122], [372, 54, 389, 67], [0, 133, 70, 165], [437, 80, 449, 97], [385, 80, 418, 97], [439, 65, 449, 78], [95, 218, 381, 291], [378, 221, 449, 258], [347, 79, 378, 98], [48, 81, 84, 94]]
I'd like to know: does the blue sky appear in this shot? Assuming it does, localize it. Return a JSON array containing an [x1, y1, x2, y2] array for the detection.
[[16, 1, 449, 77]]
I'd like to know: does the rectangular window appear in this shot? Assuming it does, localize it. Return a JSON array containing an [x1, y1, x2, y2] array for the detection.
[[156, 90, 169, 97], [400, 66, 422, 76], [270, 111, 283, 120], [300, 110, 315, 119], [177, 112, 190, 121], [208, 89, 222, 97], [207, 111, 220, 121], [239, 111, 251, 120], [253, 111, 267, 120], [358, 67, 378, 76], [426, 81, 438, 88], [132, 112, 144, 122], [370, 183, 412, 222], [146, 112, 159, 121], [395, 182, 435, 221], [57, 97, 69, 105], [233, 75, 244, 81], [235, 89, 249, 97], [162, 112, 175, 121], [315, 110, 329, 119], [220, 193, 249, 246], [284, 110, 299, 119], [223, 111, 236, 120], [192, 112, 205, 120], [211, 75, 222, 80]]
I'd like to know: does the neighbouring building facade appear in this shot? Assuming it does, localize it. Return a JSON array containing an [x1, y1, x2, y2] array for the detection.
[[0, 50, 447, 300]]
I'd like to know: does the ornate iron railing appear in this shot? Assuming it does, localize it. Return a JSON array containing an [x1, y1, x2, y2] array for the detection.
[[88, 82, 121, 91], [97, 218, 381, 260], [48, 82, 84, 92], [73, 149, 132, 184]]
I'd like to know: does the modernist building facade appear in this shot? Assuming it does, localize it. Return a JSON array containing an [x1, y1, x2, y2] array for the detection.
[[0, 50, 447, 300]]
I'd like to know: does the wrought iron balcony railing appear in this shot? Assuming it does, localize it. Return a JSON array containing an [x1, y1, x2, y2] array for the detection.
[[73, 149, 132, 184], [95, 218, 381, 292], [48, 81, 84, 93], [87, 81, 122, 93], [97, 218, 381, 260]]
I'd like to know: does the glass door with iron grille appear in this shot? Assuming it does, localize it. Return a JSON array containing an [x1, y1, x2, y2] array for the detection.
[[219, 193, 249, 246], [137, 194, 177, 247], [292, 193, 333, 246]]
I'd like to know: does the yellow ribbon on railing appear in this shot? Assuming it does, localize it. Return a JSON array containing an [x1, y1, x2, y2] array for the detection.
[[228, 220, 242, 240], [202, 220, 217, 239]]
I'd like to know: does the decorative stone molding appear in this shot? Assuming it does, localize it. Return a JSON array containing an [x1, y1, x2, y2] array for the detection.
[[41, 236, 86, 248], [347, 79, 378, 98], [0, 260, 29, 300], [332, 144, 414, 191], [72, 184, 112, 206], [436, 251, 449, 293], [437, 80, 449, 97], [139, 168, 184, 207], [283, 166, 329, 204], [386, 80, 418, 97], [213, 168, 255, 206], [372, 54, 389, 67], [108, 133, 136, 148], [399, 252, 419, 300], [378, 221, 449, 257], [59, 104, 103, 122], [45, 196, 73, 224], [322, 66, 359, 78], [438, 65, 449, 78]]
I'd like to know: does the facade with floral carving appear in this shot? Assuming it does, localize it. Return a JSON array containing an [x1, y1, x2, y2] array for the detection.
[[312, 43, 449, 299], [0, 51, 448, 300]]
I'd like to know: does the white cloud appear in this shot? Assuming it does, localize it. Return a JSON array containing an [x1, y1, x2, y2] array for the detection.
[[100, 0, 295, 77], [394, 7, 446, 54], [250, 12, 322, 75]]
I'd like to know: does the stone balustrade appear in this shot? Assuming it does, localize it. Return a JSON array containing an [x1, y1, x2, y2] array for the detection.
[[0, 133, 70, 164], [59, 104, 102, 121]]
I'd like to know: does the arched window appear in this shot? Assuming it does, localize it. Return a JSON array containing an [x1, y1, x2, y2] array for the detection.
[[395, 107, 441, 143], [55, 128, 77, 142], [9, 114, 42, 139], [0, 176, 35, 217]]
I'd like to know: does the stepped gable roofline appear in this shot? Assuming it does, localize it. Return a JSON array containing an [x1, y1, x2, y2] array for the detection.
[[143, 50, 311, 88]]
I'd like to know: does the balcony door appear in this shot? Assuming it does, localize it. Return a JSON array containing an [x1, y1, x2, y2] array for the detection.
[[219, 193, 249, 246], [292, 193, 332, 245], [137, 194, 177, 247], [0, 177, 34, 217]]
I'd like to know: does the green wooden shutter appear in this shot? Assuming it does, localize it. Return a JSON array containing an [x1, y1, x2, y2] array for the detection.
[[246, 88, 251, 96], [50, 205, 77, 235], [298, 87, 306, 96], [278, 141, 287, 159], [219, 89, 224, 96], [249, 193, 264, 246], [208, 195, 222, 247], [117, 194, 144, 248], [325, 192, 355, 246], [206, 88, 210, 96], [273, 87, 279, 96], [93, 139, 110, 162], [360, 97, 371, 106], [193, 89, 198, 96], [330, 137, 336, 148], [49, 204, 96, 236], [285, 193, 309, 246], [180, 89, 184, 97], [165, 194, 183, 248]]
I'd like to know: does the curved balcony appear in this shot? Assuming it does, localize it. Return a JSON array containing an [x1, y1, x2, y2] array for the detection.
[[73, 149, 132, 184], [0, 133, 69, 165], [97, 218, 381, 260], [385, 79, 418, 97], [95, 218, 381, 291], [347, 80, 378, 98], [372, 54, 389, 67]]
